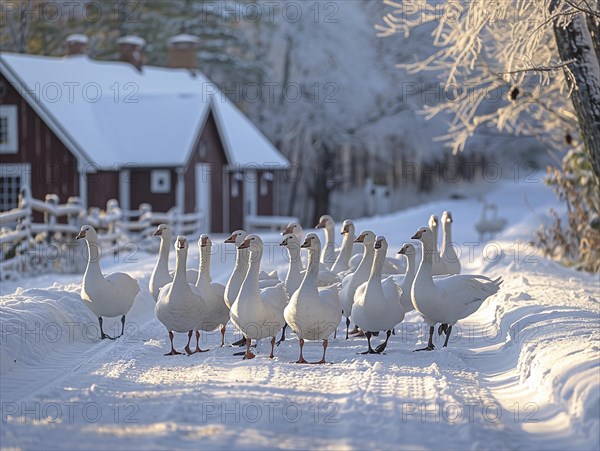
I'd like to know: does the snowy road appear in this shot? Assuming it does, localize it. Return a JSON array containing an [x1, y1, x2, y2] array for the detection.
[[1, 177, 598, 450]]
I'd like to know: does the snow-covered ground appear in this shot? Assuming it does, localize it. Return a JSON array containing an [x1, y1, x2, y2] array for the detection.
[[1, 175, 598, 450]]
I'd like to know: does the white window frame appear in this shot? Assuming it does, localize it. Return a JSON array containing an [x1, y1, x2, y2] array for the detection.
[[151, 170, 171, 193], [0, 105, 18, 154], [0, 163, 30, 212]]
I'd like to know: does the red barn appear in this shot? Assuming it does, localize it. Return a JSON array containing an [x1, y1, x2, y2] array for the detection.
[[0, 35, 289, 233]]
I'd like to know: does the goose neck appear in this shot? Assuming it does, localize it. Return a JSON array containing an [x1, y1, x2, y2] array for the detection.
[[287, 246, 304, 274], [198, 245, 211, 285], [356, 244, 375, 276], [370, 247, 385, 280], [442, 224, 452, 251], [241, 246, 262, 294], [83, 239, 103, 280], [173, 248, 189, 288]]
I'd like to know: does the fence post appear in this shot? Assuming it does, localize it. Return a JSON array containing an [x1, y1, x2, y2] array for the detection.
[[44, 194, 59, 244]]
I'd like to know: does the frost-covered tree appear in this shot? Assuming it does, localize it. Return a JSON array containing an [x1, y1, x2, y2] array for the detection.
[[377, 0, 600, 270], [376, 0, 599, 181]]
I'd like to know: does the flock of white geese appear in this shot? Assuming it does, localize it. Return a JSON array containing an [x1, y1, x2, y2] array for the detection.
[[74, 212, 503, 363]]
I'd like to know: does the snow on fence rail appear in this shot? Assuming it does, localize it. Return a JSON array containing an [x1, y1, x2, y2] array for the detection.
[[0, 188, 204, 281]]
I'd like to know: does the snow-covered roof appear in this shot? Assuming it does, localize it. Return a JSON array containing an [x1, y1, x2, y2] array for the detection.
[[66, 34, 89, 44], [116, 35, 146, 47], [0, 53, 289, 170], [168, 34, 201, 46]]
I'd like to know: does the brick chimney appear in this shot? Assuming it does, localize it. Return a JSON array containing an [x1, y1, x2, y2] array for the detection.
[[167, 34, 200, 70], [117, 35, 146, 70], [65, 34, 88, 56]]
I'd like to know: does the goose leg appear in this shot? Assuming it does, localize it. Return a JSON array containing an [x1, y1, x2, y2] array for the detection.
[[269, 337, 276, 358], [184, 330, 194, 355], [414, 326, 435, 351], [312, 339, 329, 364], [345, 317, 351, 340], [194, 330, 209, 353], [98, 317, 115, 340], [374, 330, 392, 353], [243, 338, 255, 360], [276, 323, 288, 346], [438, 324, 448, 336], [117, 315, 126, 338], [296, 338, 308, 363], [442, 325, 453, 347], [220, 325, 226, 347], [164, 331, 182, 355], [360, 332, 377, 354]]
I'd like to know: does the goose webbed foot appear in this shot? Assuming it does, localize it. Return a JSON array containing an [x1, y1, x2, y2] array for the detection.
[[231, 337, 247, 347], [414, 344, 435, 352], [164, 331, 182, 355], [194, 331, 209, 353], [414, 326, 435, 352], [98, 317, 115, 340], [348, 325, 361, 335], [310, 339, 329, 364], [374, 330, 392, 353], [295, 339, 308, 363], [359, 332, 380, 354], [243, 339, 255, 359]]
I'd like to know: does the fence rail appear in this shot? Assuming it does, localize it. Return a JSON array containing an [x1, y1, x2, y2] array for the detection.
[[0, 187, 204, 281]]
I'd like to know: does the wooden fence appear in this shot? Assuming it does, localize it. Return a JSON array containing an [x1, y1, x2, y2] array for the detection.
[[0, 187, 203, 281]]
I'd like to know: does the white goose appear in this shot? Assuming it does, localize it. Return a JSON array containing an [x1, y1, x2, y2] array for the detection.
[[223, 230, 281, 311], [331, 220, 357, 274], [340, 231, 377, 339], [282, 222, 305, 244], [352, 236, 404, 354], [149, 224, 199, 302], [195, 234, 229, 348], [155, 236, 207, 355], [284, 233, 342, 364], [229, 235, 288, 359], [440, 211, 461, 275], [429, 215, 449, 276], [411, 227, 503, 351], [76, 225, 139, 340], [315, 215, 337, 269]]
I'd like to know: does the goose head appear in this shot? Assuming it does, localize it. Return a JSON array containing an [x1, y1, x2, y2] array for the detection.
[[224, 230, 247, 246], [175, 235, 189, 252], [199, 234, 211, 248], [153, 224, 171, 239], [411, 227, 433, 245], [315, 215, 334, 230], [374, 235, 388, 251], [354, 230, 376, 246], [301, 232, 321, 251], [238, 234, 263, 252], [428, 214, 439, 230], [341, 219, 355, 236], [397, 243, 416, 256], [280, 233, 300, 249], [282, 222, 303, 239], [76, 225, 98, 242], [442, 211, 453, 225]]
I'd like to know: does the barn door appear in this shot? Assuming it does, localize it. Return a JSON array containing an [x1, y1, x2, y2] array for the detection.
[[195, 164, 211, 233]]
